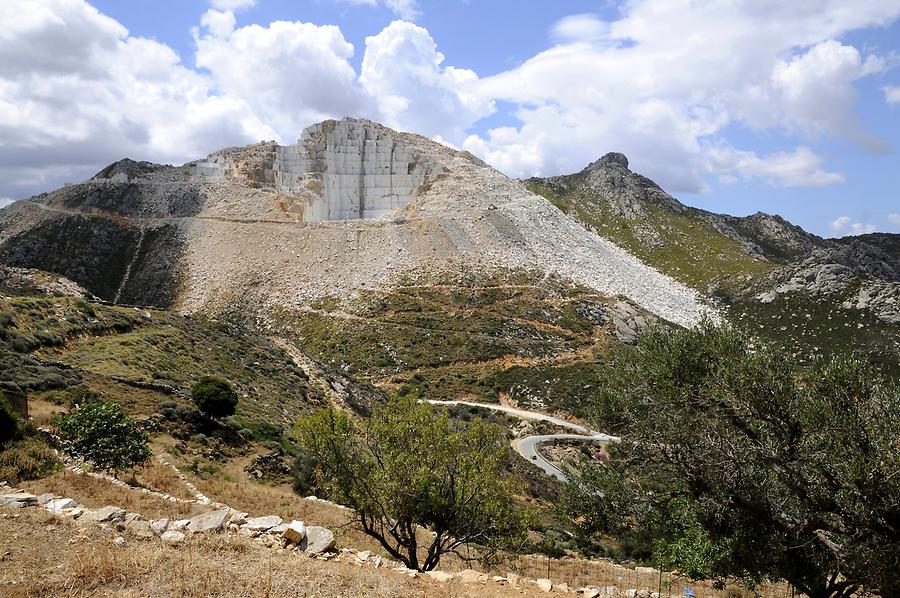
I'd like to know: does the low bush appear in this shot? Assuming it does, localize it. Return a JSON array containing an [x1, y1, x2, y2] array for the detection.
[[0, 437, 60, 484]]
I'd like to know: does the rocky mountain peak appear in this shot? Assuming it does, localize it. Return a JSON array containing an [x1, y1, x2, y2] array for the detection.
[[586, 152, 630, 171]]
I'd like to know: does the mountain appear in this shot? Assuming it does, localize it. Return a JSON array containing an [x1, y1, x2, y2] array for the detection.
[[1, 117, 897, 384], [0, 118, 708, 327], [527, 153, 900, 373]]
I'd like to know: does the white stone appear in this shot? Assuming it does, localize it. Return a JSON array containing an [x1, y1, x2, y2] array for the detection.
[[150, 519, 169, 535], [426, 570, 454, 583], [161, 530, 185, 545], [281, 520, 306, 545], [536, 578, 553, 592], [46, 498, 78, 514], [186, 509, 230, 534], [302, 526, 335, 554], [241, 515, 282, 532]]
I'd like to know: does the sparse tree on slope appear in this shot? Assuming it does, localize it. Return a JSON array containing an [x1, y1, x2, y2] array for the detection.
[[293, 395, 528, 572], [58, 400, 151, 475], [191, 375, 238, 419], [561, 322, 900, 597]]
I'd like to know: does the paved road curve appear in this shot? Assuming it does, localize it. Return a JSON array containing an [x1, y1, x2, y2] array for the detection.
[[427, 400, 619, 482]]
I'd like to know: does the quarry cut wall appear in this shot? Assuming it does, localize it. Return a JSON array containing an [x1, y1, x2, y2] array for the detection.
[[191, 119, 439, 223]]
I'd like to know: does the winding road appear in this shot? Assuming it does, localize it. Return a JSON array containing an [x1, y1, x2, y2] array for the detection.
[[427, 400, 619, 482]]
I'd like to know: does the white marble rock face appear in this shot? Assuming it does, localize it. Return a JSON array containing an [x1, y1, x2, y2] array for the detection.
[[195, 119, 438, 223]]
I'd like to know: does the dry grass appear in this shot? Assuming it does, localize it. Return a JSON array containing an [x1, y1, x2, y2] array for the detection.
[[133, 459, 198, 502], [171, 454, 788, 598], [20, 469, 208, 521], [0, 508, 556, 598]]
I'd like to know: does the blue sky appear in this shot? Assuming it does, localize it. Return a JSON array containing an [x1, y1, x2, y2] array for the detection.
[[2, 0, 900, 237]]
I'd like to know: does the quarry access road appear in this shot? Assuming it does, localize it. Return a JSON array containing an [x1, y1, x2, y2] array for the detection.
[[427, 400, 619, 482]]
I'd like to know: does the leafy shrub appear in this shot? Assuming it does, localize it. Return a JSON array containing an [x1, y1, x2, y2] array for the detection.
[[0, 437, 60, 484], [58, 401, 151, 474], [0, 398, 20, 448], [190, 375, 238, 419]]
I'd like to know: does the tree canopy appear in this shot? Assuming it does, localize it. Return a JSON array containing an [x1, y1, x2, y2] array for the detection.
[[561, 322, 900, 597], [58, 400, 151, 474], [191, 375, 238, 419], [293, 395, 528, 572]]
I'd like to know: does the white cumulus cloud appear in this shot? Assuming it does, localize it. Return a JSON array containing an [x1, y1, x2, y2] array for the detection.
[[0, 0, 272, 200], [463, 0, 900, 191], [361, 21, 494, 141], [829, 215, 876, 235], [830, 216, 852, 231], [194, 15, 371, 142]]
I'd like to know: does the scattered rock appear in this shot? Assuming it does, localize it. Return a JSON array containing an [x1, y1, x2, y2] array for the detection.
[[426, 570, 454, 583], [161, 530, 185, 545], [170, 519, 190, 531], [241, 515, 282, 532], [45, 498, 78, 514], [0, 492, 39, 507], [280, 520, 306, 545], [301, 526, 335, 554], [150, 519, 169, 535], [91, 506, 126, 523], [113, 536, 126, 547], [186, 509, 230, 534], [535, 578, 553, 592]]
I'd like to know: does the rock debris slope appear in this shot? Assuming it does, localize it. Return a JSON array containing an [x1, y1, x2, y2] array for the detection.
[[0, 118, 712, 327]]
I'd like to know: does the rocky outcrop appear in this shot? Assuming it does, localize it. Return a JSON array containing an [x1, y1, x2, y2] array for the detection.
[[0, 117, 713, 328], [191, 119, 443, 222]]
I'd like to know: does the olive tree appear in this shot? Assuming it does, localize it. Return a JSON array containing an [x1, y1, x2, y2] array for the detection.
[[58, 400, 151, 475], [294, 395, 528, 571], [561, 322, 900, 597]]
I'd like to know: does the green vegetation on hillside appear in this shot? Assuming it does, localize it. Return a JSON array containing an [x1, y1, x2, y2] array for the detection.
[[729, 290, 900, 378], [271, 270, 628, 413], [526, 179, 774, 292], [0, 293, 323, 428], [562, 322, 900, 596], [294, 395, 528, 571]]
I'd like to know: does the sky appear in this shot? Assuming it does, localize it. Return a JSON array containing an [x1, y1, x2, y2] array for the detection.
[[1, 0, 899, 237]]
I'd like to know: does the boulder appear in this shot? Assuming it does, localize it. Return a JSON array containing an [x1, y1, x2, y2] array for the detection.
[[170, 519, 190, 531], [150, 519, 169, 535], [456, 569, 488, 584], [536, 578, 553, 592], [353, 550, 371, 563], [281, 520, 306, 545], [269, 522, 289, 534], [161, 530, 185, 545], [301, 526, 335, 554], [46, 498, 78, 514], [186, 509, 230, 534], [241, 515, 282, 532], [37, 493, 55, 506], [0, 492, 38, 507], [126, 519, 155, 539], [91, 505, 125, 523], [426, 570, 454, 583]]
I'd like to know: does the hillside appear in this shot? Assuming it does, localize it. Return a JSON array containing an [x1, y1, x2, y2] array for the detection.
[[526, 153, 900, 374], [0, 118, 709, 329]]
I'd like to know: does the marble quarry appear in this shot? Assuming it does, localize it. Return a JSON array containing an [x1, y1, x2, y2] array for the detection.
[[192, 119, 440, 222]]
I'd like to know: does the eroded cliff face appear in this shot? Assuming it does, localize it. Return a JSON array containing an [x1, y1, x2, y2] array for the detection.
[[191, 119, 442, 223]]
